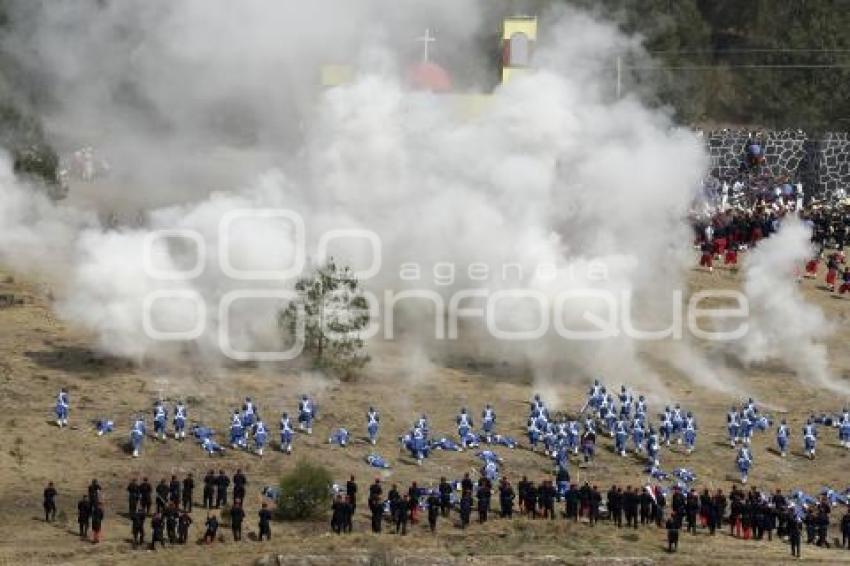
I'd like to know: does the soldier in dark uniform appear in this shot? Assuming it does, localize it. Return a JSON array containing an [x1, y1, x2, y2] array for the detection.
[[729, 493, 742, 537], [427, 491, 440, 532], [346, 475, 358, 515], [369, 496, 383, 533], [565, 483, 580, 522], [608, 485, 622, 528], [713, 489, 727, 534], [130, 508, 145, 547], [517, 476, 530, 515], [127, 477, 140, 515], [477, 480, 492, 523], [666, 512, 680, 553], [177, 510, 192, 544], [816, 507, 831, 547], [788, 510, 802, 558], [773, 489, 787, 537], [623, 486, 638, 529], [393, 494, 409, 534], [149, 512, 165, 549], [841, 508, 850, 549], [258, 503, 272, 541], [215, 470, 230, 508], [459, 491, 472, 529], [655, 489, 667, 528], [202, 470, 215, 509], [168, 475, 181, 508], [438, 477, 452, 518], [182, 473, 194, 512], [763, 501, 776, 541], [331, 495, 344, 534], [230, 500, 245, 541], [139, 477, 153, 515], [685, 490, 699, 534], [639, 487, 653, 526], [589, 485, 602, 526], [342, 496, 354, 533], [233, 469, 247, 506], [165, 502, 178, 544], [90, 503, 104, 544], [87, 479, 102, 512], [77, 495, 91, 539], [43, 482, 57, 522], [540, 480, 556, 521], [155, 479, 169, 514], [499, 478, 515, 518]]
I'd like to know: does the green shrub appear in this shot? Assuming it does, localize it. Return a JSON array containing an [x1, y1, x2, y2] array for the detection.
[[277, 460, 332, 521]]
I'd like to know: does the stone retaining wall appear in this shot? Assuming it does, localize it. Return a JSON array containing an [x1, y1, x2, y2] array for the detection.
[[703, 129, 850, 199]]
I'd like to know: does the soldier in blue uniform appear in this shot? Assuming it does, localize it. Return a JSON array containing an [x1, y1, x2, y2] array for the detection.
[[839, 409, 850, 449], [619, 386, 633, 418], [727, 407, 740, 448], [635, 395, 647, 420], [130, 415, 146, 458], [253, 419, 268, 456], [173, 401, 187, 440], [647, 427, 660, 467], [736, 446, 752, 484], [527, 416, 541, 452], [241, 397, 257, 431], [776, 419, 790, 457], [683, 412, 697, 455], [55, 388, 70, 428], [802, 418, 817, 460], [457, 408, 474, 450], [615, 418, 629, 457], [631, 417, 645, 455], [738, 411, 753, 446], [153, 401, 167, 441], [660, 408, 673, 446], [482, 404, 496, 442], [366, 407, 380, 445], [279, 412, 294, 454], [298, 395, 314, 434], [671, 404, 685, 444], [230, 410, 245, 449]]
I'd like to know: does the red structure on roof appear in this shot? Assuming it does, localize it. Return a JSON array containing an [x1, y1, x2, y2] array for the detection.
[[408, 62, 452, 93]]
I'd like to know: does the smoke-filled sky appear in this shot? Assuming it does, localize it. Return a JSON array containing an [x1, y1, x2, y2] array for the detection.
[[0, 0, 839, 397]]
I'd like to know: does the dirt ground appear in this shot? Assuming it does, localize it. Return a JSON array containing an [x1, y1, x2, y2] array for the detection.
[[0, 258, 849, 565]]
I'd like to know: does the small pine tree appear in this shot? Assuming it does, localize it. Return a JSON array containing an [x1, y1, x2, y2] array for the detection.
[[278, 258, 370, 379], [277, 460, 332, 521]]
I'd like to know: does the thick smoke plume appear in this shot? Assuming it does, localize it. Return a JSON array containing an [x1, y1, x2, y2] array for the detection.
[[737, 217, 842, 392], [0, 1, 722, 398]]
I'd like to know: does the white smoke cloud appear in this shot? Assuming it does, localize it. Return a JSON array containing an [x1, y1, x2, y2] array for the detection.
[[0, 2, 712, 391], [737, 216, 842, 392]]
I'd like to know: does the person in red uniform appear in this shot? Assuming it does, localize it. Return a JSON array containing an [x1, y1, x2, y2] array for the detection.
[[805, 256, 819, 278], [699, 241, 714, 272], [724, 243, 739, 268], [826, 255, 839, 291]]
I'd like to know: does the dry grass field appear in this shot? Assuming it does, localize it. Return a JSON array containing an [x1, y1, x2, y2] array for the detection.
[[0, 259, 849, 565]]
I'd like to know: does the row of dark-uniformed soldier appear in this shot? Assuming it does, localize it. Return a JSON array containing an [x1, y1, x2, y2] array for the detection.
[[125, 469, 247, 516], [47, 474, 850, 557], [605, 485, 668, 528], [129, 500, 272, 549]]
